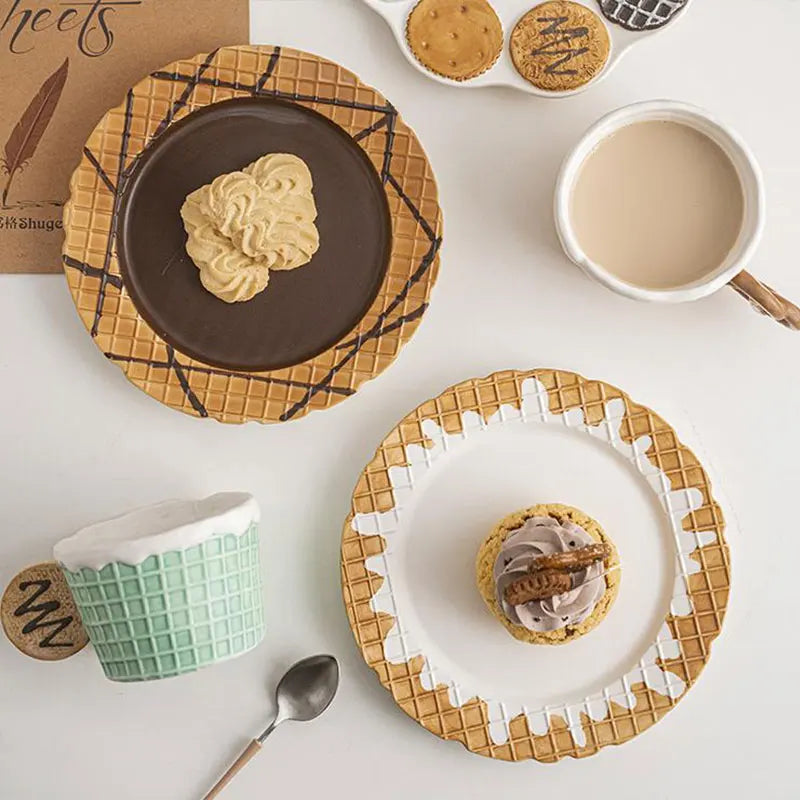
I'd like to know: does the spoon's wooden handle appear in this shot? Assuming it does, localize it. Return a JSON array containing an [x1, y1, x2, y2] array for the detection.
[[203, 739, 262, 799]]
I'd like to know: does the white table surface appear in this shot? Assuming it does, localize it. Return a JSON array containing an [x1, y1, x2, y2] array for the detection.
[[1, 1, 798, 797]]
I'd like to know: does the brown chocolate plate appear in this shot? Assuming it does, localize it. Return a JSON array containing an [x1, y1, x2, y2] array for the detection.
[[63, 46, 442, 423], [118, 96, 392, 373]]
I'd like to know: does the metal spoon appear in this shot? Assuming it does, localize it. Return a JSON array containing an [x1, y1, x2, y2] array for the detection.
[[203, 654, 340, 799]]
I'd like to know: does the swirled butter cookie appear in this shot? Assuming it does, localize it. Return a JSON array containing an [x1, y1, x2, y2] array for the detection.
[[510, 1, 610, 92], [180, 153, 320, 303], [476, 504, 620, 645], [406, 0, 503, 82]]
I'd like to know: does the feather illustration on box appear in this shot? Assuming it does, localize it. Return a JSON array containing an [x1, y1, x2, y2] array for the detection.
[[1, 58, 69, 209]]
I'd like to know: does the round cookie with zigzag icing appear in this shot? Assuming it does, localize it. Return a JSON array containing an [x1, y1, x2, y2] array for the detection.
[[1, 562, 88, 661], [510, 1, 610, 92]]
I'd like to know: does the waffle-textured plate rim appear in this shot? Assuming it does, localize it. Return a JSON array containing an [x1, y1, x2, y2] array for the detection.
[[341, 368, 729, 761], [62, 45, 443, 424]]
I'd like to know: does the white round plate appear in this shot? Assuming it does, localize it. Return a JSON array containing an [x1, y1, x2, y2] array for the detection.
[[342, 369, 729, 761], [360, 0, 692, 97]]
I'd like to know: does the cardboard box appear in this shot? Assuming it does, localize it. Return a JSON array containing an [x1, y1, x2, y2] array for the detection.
[[0, 0, 249, 273]]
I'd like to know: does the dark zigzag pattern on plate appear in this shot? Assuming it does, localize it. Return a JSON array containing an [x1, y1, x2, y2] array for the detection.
[[81, 147, 117, 195], [254, 46, 282, 93], [152, 48, 221, 139], [63, 255, 123, 290], [89, 87, 134, 338], [105, 354, 356, 397], [76, 48, 281, 342], [353, 114, 390, 142], [288, 235, 440, 421], [67, 47, 439, 421], [280, 92, 437, 420], [166, 345, 208, 417], [148, 70, 398, 117]]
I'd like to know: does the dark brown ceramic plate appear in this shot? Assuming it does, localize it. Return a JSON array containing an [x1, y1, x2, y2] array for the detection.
[[118, 96, 392, 373]]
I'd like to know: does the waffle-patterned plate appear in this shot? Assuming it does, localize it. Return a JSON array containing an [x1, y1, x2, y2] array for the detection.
[[342, 369, 729, 761], [62, 46, 442, 424]]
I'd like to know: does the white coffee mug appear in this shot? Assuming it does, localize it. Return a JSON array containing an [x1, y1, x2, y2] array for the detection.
[[554, 100, 800, 330]]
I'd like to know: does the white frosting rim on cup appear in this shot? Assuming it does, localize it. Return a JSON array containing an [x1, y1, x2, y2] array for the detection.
[[53, 492, 260, 572]]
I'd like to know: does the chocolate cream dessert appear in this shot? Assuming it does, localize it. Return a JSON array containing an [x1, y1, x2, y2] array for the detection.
[[476, 504, 620, 644]]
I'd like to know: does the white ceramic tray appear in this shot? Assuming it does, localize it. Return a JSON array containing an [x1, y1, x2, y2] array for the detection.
[[360, 0, 692, 97]]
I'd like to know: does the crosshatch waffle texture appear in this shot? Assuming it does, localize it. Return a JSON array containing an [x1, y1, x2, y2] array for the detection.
[[61, 526, 265, 682], [62, 46, 442, 424], [341, 369, 729, 762], [597, 0, 688, 31]]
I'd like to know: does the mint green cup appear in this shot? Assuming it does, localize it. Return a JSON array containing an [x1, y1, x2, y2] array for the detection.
[[53, 493, 265, 682]]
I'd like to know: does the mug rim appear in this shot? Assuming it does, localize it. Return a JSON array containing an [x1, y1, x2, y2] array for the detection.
[[554, 99, 766, 303]]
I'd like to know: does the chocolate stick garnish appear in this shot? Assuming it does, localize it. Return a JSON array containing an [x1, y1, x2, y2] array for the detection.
[[502, 543, 611, 605], [529, 542, 610, 573], [504, 569, 573, 605]]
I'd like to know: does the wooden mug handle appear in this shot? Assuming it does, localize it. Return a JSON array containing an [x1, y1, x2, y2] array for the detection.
[[203, 739, 262, 799], [730, 271, 800, 330]]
